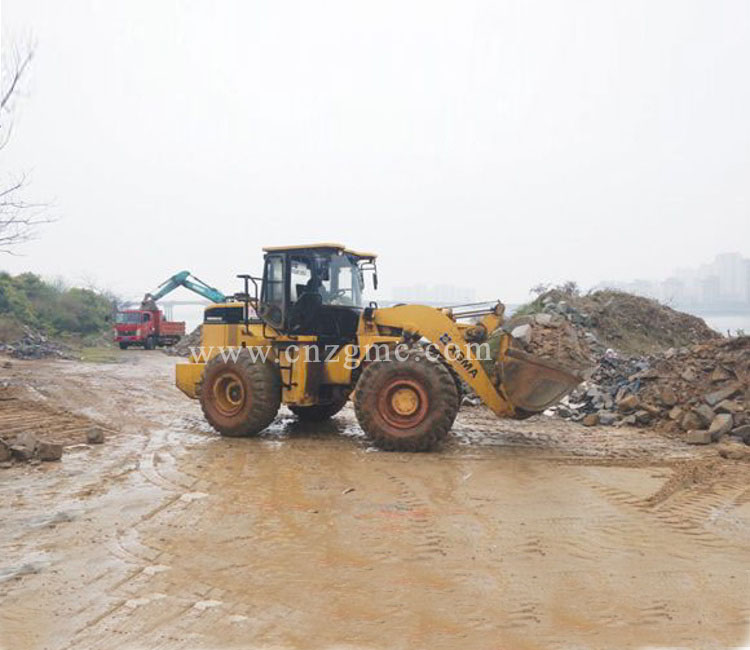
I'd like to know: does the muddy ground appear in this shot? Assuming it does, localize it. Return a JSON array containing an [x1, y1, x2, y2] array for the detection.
[[1, 352, 749, 649]]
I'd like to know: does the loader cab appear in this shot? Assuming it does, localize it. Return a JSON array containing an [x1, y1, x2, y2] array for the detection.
[[259, 243, 377, 340]]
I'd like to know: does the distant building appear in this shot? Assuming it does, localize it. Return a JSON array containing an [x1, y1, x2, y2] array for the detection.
[[603, 253, 750, 308]]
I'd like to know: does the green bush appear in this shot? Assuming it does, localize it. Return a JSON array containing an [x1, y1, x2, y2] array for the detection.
[[0, 272, 114, 338]]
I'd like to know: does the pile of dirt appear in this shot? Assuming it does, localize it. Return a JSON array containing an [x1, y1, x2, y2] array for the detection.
[[0, 326, 76, 360], [163, 325, 202, 357], [513, 289, 719, 355]]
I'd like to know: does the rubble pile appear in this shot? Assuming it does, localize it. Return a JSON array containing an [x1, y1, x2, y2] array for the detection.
[[163, 325, 202, 357], [0, 326, 75, 360], [0, 425, 107, 469], [506, 291, 749, 447], [0, 431, 63, 467], [629, 337, 750, 444]]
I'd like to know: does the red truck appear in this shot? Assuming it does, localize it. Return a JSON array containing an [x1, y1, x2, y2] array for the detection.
[[114, 309, 186, 350]]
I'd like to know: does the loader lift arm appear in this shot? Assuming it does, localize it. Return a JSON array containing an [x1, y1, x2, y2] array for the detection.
[[142, 271, 226, 308]]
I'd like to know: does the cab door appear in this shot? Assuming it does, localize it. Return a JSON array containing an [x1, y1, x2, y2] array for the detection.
[[260, 254, 286, 330]]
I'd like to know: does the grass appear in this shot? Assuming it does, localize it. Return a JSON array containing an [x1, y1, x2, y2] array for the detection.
[[78, 346, 122, 363]]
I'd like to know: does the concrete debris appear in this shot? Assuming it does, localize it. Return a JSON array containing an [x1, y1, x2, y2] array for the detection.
[[15, 431, 38, 453], [38, 441, 63, 462], [0, 325, 76, 360], [510, 324, 533, 345], [693, 404, 716, 428], [0, 438, 10, 462], [708, 413, 734, 441], [163, 325, 202, 357], [2, 430, 66, 465], [10, 445, 35, 461], [686, 430, 712, 445]]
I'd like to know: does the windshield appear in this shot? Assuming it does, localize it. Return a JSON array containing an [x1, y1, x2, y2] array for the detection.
[[116, 312, 144, 324], [317, 254, 363, 307]]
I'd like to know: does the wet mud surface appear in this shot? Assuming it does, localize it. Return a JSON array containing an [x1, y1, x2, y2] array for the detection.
[[1, 352, 749, 649]]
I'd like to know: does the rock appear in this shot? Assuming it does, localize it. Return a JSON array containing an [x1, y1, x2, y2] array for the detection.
[[641, 403, 662, 416], [686, 430, 712, 445], [709, 366, 732, 383], [511, 324, 533, 345], [718, 442, 750, 461], [704, 383, 742, 407], [0, 438, 10, 463], [37, 441, 63, 462], [715, 400, 742, 415], [732, 424, 750, 444], [618, 415, 637, 426], [10, 445, 34, 461], [657, 386, 678, 407], [86, 427, 105, 444], [2, 360, 12, 369], [597, 411, 617, 425], [681, 368, 697, 382], [680, 410, 704, 432], [617, 394, 639, 412], [15, 431, 38, 453], [668, 406, 683, 421], [533, 313, 553, 326], [0, 461, 12, 469], [582, 414, 599, 427], [709, 413, 734, 441], [634, 410, 652, 425], [693, 404, 716, 428]]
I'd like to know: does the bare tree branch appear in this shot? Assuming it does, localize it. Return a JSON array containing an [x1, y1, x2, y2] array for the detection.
[[0, 47, 33, 112], [0, 41, 50, 253]]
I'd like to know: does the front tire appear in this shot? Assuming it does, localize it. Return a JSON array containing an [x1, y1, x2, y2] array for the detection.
[[119, 342, 129, 350], [354, 352, 459, 451], [198, 351, 281, 437]]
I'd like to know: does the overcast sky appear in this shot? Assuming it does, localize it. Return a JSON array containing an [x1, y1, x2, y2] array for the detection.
[[1, 0, 749, 303]]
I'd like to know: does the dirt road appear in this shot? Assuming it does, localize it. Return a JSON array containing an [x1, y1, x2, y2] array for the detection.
[[1, 352, 749, 649]]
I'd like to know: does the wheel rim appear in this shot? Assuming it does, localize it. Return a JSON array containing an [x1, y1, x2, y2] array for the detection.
[[212, 371, 247, 417], [377, 378, 429, 433]]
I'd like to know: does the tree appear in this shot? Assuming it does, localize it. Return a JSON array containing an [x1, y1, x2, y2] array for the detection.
[[0, 41, 48, 253]]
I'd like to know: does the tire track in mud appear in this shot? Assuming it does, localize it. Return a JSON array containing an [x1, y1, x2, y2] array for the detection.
[[560, 462, 750, 551]]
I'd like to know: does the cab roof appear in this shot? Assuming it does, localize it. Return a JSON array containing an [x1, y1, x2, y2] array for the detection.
[[262, 243, 377, 260]]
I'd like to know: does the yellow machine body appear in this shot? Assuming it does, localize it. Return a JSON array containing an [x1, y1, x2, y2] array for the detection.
[[176, 297, 579, 419]]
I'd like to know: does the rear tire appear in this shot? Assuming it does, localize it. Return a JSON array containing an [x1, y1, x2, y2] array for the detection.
[[119, 342, 129, 350], [354, 352, 458, 452], [289, 397, 349, 422], [198, 351, 281, 437]]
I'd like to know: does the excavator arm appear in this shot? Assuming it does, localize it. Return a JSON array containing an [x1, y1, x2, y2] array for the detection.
[[142, 271, 226, 308]]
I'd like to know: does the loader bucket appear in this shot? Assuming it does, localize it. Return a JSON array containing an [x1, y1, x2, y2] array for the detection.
[[497, 347, 583, 415]]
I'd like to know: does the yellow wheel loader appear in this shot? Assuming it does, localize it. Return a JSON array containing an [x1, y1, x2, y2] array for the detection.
[[175, 244, 582, 451]]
